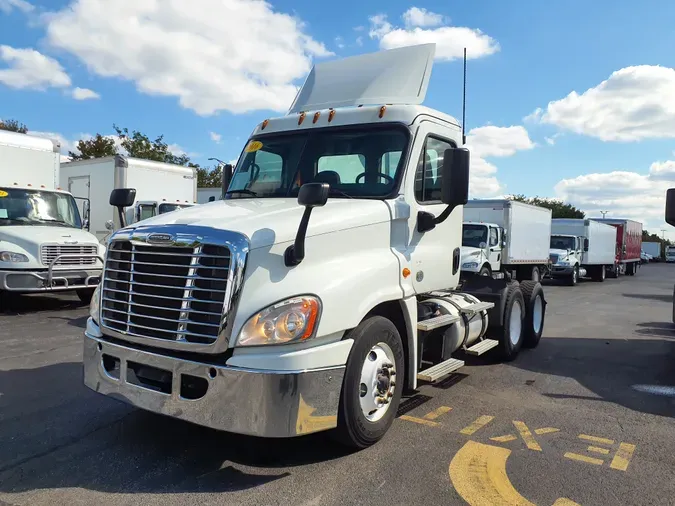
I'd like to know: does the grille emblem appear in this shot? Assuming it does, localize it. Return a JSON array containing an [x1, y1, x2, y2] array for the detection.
[[147, 233, 175, 244]]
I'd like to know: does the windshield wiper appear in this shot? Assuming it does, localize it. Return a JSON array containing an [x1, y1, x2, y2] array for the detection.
[[225, 189, 257, 197], [35, 218, 71, 226], [327, 188, 354, 199]]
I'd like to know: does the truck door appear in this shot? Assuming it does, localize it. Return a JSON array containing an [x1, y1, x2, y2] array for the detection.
[[68, 176, 90, 223], [488, 226, 501, 270]]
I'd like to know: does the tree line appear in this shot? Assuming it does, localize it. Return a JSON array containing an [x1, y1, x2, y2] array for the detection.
[[0, 118, 222, 188]]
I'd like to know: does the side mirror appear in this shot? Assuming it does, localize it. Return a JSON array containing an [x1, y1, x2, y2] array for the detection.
[[584, 238, 589, 252], [109, 188, 136, 228], [479, 241, 487, 249], [221, 164, 233, 196], [208, 196, 216, 202], [666, 188, 675, 226], [105, 220, 114, 231], [440, 148, 470, 207], [284, 183, 330, 267]]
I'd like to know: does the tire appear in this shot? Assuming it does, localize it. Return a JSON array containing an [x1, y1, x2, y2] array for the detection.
[[333, 316, 405, 449], [531, 266, 541, 283], [478, 264, 492, 277], [76, 288, 96, 304], [626, 262, 635, 276], [567, 266, 579, 286], [498, 282, 525, 361], [592, 265, 606, 282], [672, 285, 675, 325], [519, 281, 545, 349], [608, 265, 619, 278]]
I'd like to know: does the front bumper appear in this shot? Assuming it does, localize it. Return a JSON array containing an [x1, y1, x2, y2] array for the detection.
[[0, 267, 102, 292], [550, 265, 574, 276], [83, 319, 345, 438]]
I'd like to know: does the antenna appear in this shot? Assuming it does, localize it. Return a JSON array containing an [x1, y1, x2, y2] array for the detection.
[[462, 47, 467, 145]]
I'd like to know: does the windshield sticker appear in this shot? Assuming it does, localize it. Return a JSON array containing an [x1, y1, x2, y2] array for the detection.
[[0, 209, 7, 218], [244, 140, 263, 153], [0, 190, 7, 198]]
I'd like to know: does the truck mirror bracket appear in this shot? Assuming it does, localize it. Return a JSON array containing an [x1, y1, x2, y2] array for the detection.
[[284, 183, 330, 267], [417, 205, 457, 233]]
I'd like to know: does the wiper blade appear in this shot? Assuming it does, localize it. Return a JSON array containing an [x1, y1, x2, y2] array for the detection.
[[37, 218, 70, 225], [225, 189, 257, 197], [327, 188, 353, 199]]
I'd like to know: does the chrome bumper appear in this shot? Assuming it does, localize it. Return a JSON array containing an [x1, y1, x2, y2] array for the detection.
[[550, 266, 574, 275], [0, 255, 103, 292], [83, 321, 345, 438]]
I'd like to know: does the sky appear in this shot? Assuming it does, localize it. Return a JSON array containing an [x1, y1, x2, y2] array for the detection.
[[2, 0, 675, 237]]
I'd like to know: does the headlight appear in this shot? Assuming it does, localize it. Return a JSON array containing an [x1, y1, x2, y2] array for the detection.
[[90, 284, 102, 324], [236, 296, 321, 347], [462, 262, 479, 269], [557, 261, 570, 266], [0, 251, 29, 262]]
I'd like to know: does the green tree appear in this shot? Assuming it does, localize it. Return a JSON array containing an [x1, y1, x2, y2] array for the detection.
[[196, 165, 222, 188], [0, 119, 28, 133], [642, 230, 671, 259], [68, 133, 118, 160], [113, 124, 191, 164], [508, 194, 585, 219]]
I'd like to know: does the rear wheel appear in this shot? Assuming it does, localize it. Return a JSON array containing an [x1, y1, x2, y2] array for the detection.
[[592, 265, 606, 282], [333, 316, 404, 449], [498, 283, 525, 361], [76, 288, 96, 304], [608, 264, 619, 278], [626, 262, 635, 276], [519, 281, 545, 349]]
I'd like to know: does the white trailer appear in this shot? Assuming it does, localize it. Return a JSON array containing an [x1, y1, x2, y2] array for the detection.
[[197, 187, 221, 204], [0, 130, 104, 301], [549, 219, 616, 285], [60, 155, 198, 243], [461, 199, 552, 282], [643, 241, 661, 261], [82, 43, 548, 449]]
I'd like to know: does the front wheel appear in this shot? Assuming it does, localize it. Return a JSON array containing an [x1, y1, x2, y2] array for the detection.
[[333, 316, 405, 449], [76, 288, 96, 304], [478, 264, 492, 277], [567, 266, 579, 286]]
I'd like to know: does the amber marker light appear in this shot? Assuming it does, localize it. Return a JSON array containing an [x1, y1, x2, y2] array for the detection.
[[298, 112, 306, 125], [379, 105, 386, 118], [402, 268, 411, 278], [313, 112, 321, 124]]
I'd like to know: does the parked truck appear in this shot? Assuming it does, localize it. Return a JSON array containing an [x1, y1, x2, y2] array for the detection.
[[665, 245, 675, 263], [82, 44, 547, 449], [197, 187, 221, 204], [0, 130, 104, 301], [60, 155, 198, 243], [642, 241, 661, 261], [461, 199, 552, 282], [592, 218, 643, 277], [549, 219, 617, 285]]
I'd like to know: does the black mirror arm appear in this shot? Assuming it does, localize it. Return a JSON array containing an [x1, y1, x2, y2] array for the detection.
[[417, 204, 458, 233], [284, 206, 313, 267], [117, 207, 127, 229]]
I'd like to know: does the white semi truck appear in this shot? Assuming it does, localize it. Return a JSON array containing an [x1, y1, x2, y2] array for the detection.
[[60, 155, 198, 243], [461, 200, 552, 282], [82, 44, 547, 448], [665, 245, 675, 263], [0, 130, 104, 301], [549, 218, 617, 285]]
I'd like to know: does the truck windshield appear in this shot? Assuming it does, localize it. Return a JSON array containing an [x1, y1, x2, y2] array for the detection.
[[551, 236, 576, 250], [0, 187, 82, 228], [158, 203, 193, 214], [227, 126, 409, 199], [462, 224, 488, 247]]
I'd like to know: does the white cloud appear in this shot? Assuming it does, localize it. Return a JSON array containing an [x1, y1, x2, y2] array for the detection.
[[71, 86, 100, 100], [369, 11, 499, 61], [209, 131, 222, 143], [531, 65, 675, 142], [44, 0, 333, 115], [554, 160, 675, 236], [402, 7, 445, 28], [335, 36, 345, 49], [0, 45, 71, 90], [28, 130, 79, 155], [0, 0, 33, 14], [464, 125, 535, 197], [355, 36, 363, 47]]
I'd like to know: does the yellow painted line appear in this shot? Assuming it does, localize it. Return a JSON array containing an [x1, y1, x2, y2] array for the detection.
[[460, 415, 494, 435], [424, 406, 452, 420], [579, 434, 614, 445], [535, 427, 560, 435], [513, 421, 542, 451], [587, 446, 610, 455], [564, 452, 604, 466], [449, 440, 537, 506], [399, 415, 439, 427], [553, 499, 581, 506], [490, 435, 517, 443], [610, 442, 636, 471]]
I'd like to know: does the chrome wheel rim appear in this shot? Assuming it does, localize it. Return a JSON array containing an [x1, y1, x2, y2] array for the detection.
[[509, 300, 523, 346]]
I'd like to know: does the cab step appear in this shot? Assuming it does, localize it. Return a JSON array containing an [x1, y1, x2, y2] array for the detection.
[[417, 358, 465, 383], [465, 338, 499, 356], [417, 313, 461, 332], [459, 301, 494, 315]]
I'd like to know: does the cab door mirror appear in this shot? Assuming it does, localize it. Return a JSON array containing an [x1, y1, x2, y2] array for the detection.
[[583, 238, 589, 251], [440, 148, 470, 207], [666, 188, 675, 226]]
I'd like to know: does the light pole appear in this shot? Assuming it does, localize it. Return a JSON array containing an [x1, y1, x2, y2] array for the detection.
[[600, 210, 609, 218], [661, 229, 667, 240], [208, 157, 227, 166]]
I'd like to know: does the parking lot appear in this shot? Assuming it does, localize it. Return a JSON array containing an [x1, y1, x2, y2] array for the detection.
[[1, 264, 675, 506]]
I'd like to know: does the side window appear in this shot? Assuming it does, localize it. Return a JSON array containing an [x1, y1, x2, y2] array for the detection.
[[379, 151, 402, 178], [489, 228, 498, 247], [415, 137, 454, 203], [317, 154, 366, 183]]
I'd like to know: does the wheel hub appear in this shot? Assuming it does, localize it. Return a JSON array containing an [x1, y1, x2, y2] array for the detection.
[[359, 343, 396, 422]]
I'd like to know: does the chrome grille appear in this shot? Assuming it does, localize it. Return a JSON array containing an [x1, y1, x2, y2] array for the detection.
[[101, 240, 231, 344], [41, 244, 98, 266], [549, 254, 559, 264]]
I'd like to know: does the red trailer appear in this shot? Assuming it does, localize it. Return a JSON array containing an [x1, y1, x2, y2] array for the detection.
[[592, 218, 642, 277]]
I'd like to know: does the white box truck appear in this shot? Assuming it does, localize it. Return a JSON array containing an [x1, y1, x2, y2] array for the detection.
[[60, 155, 198, 243], [0, 130, 104, 301], [642, 241, 661, 261], [549, 218, 616, 285], [197, 187, 221, 204], [461, 200, 552, 282], [82, 43, 548, 449]]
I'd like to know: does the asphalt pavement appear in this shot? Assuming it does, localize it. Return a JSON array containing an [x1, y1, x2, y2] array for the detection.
[[1, 263, 675, 506]]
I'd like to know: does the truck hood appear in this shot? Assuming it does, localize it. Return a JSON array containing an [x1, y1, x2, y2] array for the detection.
[[124, 198, 392, 249], [0, 226, 100, 251], [460, 246, 483, 261], [549, 248, 570, 258]]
